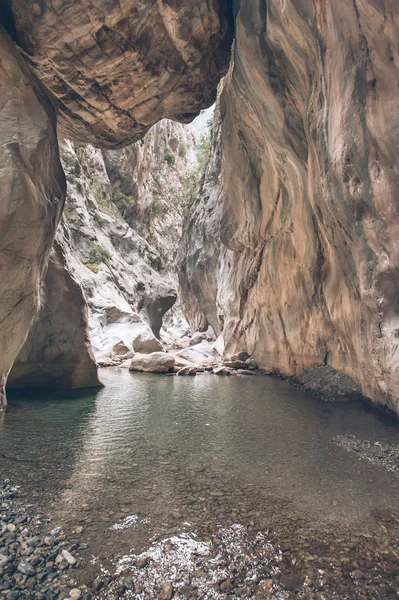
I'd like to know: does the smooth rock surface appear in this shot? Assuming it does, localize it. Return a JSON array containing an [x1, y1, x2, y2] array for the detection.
[[129, 352, 175, 373], [9, 243, 100, 390], [133, 333, 163, 355], [0, 26, 65, 403]]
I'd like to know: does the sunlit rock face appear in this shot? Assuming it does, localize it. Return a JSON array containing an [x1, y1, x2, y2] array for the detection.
[[3, 0, 234, 147], [8, 243, 100, 391], [179, 0, 399, 414], [0, 26, 65, 404]]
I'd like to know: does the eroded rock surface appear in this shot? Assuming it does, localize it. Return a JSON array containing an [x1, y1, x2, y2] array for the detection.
[[0, 26, 65, 404], [178, 1, 399, 414], [3, 0, 233, 147], [8, 243, 100, 390]]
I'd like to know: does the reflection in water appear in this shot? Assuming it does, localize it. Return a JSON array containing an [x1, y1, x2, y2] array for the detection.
[[1, 369, 399, 554]]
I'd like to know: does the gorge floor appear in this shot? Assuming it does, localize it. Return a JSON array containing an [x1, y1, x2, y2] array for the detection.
[[1, 370, 399, 599]]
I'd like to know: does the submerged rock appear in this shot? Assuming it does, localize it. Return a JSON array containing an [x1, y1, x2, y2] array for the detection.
[[176, 366, 197, 376], [129, 353, 175, 374]]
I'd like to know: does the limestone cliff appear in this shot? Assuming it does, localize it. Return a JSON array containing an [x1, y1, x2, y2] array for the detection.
[[58, 120, 196, 362], [0, 26, 65, 404], [178, 0, 399, 414]]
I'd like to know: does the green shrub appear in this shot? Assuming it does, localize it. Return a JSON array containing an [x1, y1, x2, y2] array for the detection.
[[164, 153, 176, 166], [151, 199, 169, 218], [179, 142, 187, 158], [85, 263, 100, 274], [144, 257, 152, 266], [88, 245, 111, 266]]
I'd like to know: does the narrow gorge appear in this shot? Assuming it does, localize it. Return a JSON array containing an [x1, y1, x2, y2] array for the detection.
[[0, 1, 399, 599]]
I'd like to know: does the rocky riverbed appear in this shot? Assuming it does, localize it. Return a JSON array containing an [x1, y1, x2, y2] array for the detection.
[[1, 476, 399, 599]]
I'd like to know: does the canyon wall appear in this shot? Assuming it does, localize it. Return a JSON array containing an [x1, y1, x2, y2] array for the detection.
[[0, 26, 65, 404], [0, 1, 232, 402], [179, 0, 399, 414]]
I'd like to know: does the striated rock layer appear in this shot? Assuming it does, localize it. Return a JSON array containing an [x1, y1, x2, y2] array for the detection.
[[179, 0, 399, 414], [2, 0, 233, 147]]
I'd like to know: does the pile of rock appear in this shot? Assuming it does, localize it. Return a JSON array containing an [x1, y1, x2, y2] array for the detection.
[[213, 352, 258, 376], [0, 481, 90, 600]]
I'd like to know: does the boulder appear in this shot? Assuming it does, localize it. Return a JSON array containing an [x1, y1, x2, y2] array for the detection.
[[112, 342, 131, 356], [213, 367, 235, 376], [246, 358, 258, 370], [133, 333, 163, 354], [223, 360, 249, 369], [176, 367, 197, 376], [231, 352, 251, 362], [129, 353, 175, 373], [174, 342, 221, 367], [189, 328, 216, 347]]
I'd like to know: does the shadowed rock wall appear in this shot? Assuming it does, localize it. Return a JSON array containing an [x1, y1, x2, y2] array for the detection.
[[178, 0, 399, 414], [0, 25, 65, 404], [9, 243, 100, 390]]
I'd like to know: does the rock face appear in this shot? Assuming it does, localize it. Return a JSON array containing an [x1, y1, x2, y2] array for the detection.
[[8, 244, 100, 390], [58, 121, 195, 364], [0, 26, 65, 404], [178, 1, 399, 414], [3, 0, 234, 146]]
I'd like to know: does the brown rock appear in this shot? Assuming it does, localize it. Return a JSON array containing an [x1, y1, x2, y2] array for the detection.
[[158, 582, 173, 600], [256, 579, 273, 597], [7, 1, 233, 147], [0, 26, 66, 404], [178, 0, 399, 414], [223, 360, 248, 369]]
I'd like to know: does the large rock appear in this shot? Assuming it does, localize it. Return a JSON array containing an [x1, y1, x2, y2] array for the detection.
[[178, 0, 399, 414], [129, 352, 175, 373], [0, 26, 65, 404], [140, 289, 178, 339], [8, 243, 100, 390], [174, 342, 220, 367], [133, 333, 163, 354], [4, 0, 234, 147]]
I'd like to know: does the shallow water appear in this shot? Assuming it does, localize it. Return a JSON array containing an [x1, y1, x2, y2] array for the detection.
[[1, 369, 399, 597]]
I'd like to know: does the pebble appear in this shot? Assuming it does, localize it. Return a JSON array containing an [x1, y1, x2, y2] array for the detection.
[[158, 582, 173, 600], [17, 560, 36, 575], [62, 549, 77, 565], [69, 588, 82, 599]]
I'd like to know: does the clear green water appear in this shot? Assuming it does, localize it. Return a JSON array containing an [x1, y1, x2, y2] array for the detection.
[[2, 369, 399, 597], [1, 368, 398, 530]]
